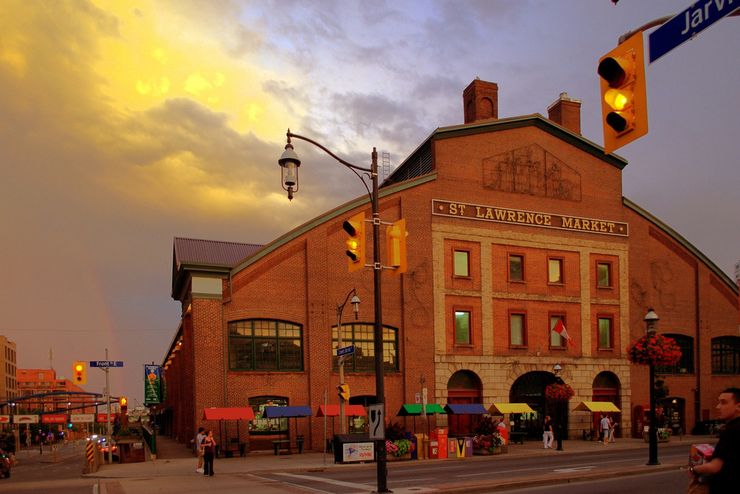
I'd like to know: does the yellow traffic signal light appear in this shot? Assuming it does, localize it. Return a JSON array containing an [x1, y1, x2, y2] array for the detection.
[[119, 396, 127, 407], [73, 361, 87, 385], [337, 383, 350, 402], [342, 212, 366, 272], [386, 218, 407, 275], [598, 33, 648, 154]]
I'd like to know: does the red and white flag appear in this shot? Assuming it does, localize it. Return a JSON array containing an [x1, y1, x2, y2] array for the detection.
[[552, 319, 570, 341]]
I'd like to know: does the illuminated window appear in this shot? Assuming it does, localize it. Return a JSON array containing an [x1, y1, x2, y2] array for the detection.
[[509, 255, 524, 282], [453, 250, 470, 277], [597, 262, 612, 288], [510, 313, 526, 346], [454, 311, 471, 344], [548, 258, 563, 284]]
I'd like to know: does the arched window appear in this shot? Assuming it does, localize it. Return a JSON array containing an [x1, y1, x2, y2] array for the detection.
[[656, 334, 694, 374], [228, 319, 303, 371], [712, 336, 740, 375], [332, 323, 398, 372]]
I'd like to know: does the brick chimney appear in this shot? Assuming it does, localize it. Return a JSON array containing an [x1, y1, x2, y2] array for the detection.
[[463, 79, 498, 124], [547, 92, 582, 134]]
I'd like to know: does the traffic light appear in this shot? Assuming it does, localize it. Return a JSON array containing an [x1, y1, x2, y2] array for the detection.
[[119, 396, 128, 414], [73, 361, 87, 385], [598, 33, 648, 154], [337, 383, 350, 402], [342, 212, 366, 272], [386, 218, 407, 275]]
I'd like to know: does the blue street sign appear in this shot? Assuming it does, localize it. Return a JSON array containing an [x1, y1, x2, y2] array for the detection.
[[336, 345, 355, 357], [649, 1, 739, 63], [89, 360, 124, 368]]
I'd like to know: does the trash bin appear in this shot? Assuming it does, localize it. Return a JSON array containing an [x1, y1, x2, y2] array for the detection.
[[410, 434, 418, 460], [464, 437, 473, 457], [454, 437, 466, 458], [428, 440, 439, 459], [333, 434, 374, 464], [296, 435, 304, 454], [414, 433, 427, 459], [448, 438, 458, 459]]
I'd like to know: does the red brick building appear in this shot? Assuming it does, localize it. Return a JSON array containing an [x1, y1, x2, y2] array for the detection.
[[16, 369, 96, 413], [162, 80, 739, 450]]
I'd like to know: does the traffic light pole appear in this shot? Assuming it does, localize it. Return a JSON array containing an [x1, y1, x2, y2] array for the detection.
[[281, 131, 389, 493]]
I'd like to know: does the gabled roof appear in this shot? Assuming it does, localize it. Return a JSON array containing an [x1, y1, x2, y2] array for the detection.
[[171, 237, 263, 299]]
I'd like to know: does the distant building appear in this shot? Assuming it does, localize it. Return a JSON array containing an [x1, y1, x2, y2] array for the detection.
[[0, 336, 18, 404], [17, 368, 96, 413], [161, 80, 739, 451]]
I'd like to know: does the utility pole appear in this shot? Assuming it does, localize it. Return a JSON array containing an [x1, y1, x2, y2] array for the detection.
[[105, 348, 112, 464]]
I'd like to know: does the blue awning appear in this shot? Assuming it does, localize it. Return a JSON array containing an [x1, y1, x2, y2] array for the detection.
[[444, 403, 488, 415], [263, 406, 312, 418]]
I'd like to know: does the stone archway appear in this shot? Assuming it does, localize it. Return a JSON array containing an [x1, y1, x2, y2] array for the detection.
[[510, 371, 559, 438], [447, 370, 483, 436]]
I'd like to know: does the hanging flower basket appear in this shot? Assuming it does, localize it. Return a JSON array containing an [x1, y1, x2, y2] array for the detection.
[[626, 334, 682, 366], [545, 383, 575, 401]]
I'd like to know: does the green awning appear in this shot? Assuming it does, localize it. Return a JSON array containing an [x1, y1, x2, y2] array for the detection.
[[397, 403, 446, 416]]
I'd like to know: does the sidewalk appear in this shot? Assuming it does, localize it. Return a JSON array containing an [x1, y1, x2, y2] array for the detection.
[[87, 434, 706, 493]]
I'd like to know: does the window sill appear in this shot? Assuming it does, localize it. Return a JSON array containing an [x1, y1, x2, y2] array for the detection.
[[549, 346, 567, 351], [509, 345, 528, 350], [509, 280, 526, 284], [547, 282, 565, 287], [454, 344, 474, 349], [596, 286, 614, 290]]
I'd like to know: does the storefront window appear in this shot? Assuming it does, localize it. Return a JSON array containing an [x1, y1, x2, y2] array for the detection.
[[248, 396, 288, 434], [228, 320, 303, 371]]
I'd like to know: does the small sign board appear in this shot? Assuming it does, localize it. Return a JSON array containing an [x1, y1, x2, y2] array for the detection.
[[42, 414, 67, 424], [90, 360, 124, 368], [649, 1, 739, 63], [70, 413, 95, 423], [0, 415, 9, 424], [336, 345, 355, 357], [368, 403, 385, 440], [342, 441, 375, 463], [13, 414, 39, 424]]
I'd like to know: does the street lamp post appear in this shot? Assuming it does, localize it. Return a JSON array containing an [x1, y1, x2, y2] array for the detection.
[[553, 363, 564, 451], [279, 130, 390, 493], [644, 308, 660, 466], [336, 289, 360, 434]]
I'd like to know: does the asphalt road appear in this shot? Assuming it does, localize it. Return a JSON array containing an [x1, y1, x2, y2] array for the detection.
[[253, 444, 688, 493], [493, 469, 688, 494], [2, 444, 98, 494]]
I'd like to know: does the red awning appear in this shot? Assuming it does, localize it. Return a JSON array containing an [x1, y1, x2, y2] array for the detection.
[[316, 404, 367, 417], [202, 407, 255, 421]]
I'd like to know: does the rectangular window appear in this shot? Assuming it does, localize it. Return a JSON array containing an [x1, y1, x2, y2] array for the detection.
[[228, 319, 304, 371], [509, 255, 524, 282], [332, 324, 399, 372], [510, 313, 526, 347], [657, 334, 694, 374], [711, 337, 740, 375], [453, 250, 470, 277], [454, 311, 471, 344], [550, 315, 566, 348], [548, 258, 563, 284], [597, 317, 613, 349], [597, 262, 612, 288]]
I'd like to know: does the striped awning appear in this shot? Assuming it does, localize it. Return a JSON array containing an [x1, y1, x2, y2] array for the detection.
[[488, 403, 534, 414], [574, 401, 621, 412]]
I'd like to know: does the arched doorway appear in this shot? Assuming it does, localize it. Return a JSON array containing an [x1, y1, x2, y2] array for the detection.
[[592, 371, 621, 437], [510, 371, 559, 438], [447, 370, 482, 436]]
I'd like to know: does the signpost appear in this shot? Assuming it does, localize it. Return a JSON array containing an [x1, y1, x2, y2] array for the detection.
[[336, 345, 355, 357], [92, 350, 124, 464], [649, 1, 739, 63], [89, 361, 124, 368]]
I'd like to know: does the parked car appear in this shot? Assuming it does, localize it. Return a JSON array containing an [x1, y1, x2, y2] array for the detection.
[[0, 448, 12, 479]]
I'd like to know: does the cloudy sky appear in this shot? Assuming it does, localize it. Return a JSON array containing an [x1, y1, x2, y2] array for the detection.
[[1, 0, 738, 406]]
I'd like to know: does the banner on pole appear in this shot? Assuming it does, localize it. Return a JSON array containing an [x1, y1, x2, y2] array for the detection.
[[144, 364, 162, 405]]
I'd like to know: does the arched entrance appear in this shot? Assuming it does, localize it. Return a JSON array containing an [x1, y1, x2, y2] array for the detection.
[[447, 370, 483, 436], [510, 371, 559, 438], [592, 371, 621, 437]]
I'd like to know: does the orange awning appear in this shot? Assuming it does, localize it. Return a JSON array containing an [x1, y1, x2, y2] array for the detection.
[[202, 407, 255, 421], [316, 404, 367, 417]]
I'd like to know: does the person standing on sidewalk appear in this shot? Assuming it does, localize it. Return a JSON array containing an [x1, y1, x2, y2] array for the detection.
[[608, 416, 617, 443], [599, 414, 610, 444], [201, 430, 216, 477], [689, 387, 740, 493], [194, 427, 205, 473], [543, 415, 554, 449]]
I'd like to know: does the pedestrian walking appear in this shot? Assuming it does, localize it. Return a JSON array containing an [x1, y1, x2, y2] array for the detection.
[[608, 416, 617, 443], [689, 387, 740, 493], [201, 430, 216, 477], [543, 415, 554, 449], [599, 414, 610, 444], [194, 427, 205, 473]]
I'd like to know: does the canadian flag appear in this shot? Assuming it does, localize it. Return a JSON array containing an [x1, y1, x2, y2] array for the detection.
[[552, 319, 570, 341]]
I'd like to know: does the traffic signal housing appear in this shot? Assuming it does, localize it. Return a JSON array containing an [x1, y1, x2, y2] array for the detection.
[[337, 383, 350, 402], [386, 218, 407, 275], [342, 212, 366, 272], [73, 361, 87, 385], [598, 33, 648, 154], [119, 396, 128, 413]]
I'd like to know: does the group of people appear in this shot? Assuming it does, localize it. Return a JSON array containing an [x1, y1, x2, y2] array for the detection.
[[599, 414, 617, 444], [193, 427, 217, 476]]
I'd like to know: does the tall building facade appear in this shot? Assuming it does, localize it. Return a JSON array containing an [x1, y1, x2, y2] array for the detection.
[[0, 336, 18, 404], [162, 80, 739, 450]]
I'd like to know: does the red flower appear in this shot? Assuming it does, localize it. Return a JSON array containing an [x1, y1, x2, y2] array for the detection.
[[545, 383, 575, 401], [626, 334, 682, 366]]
